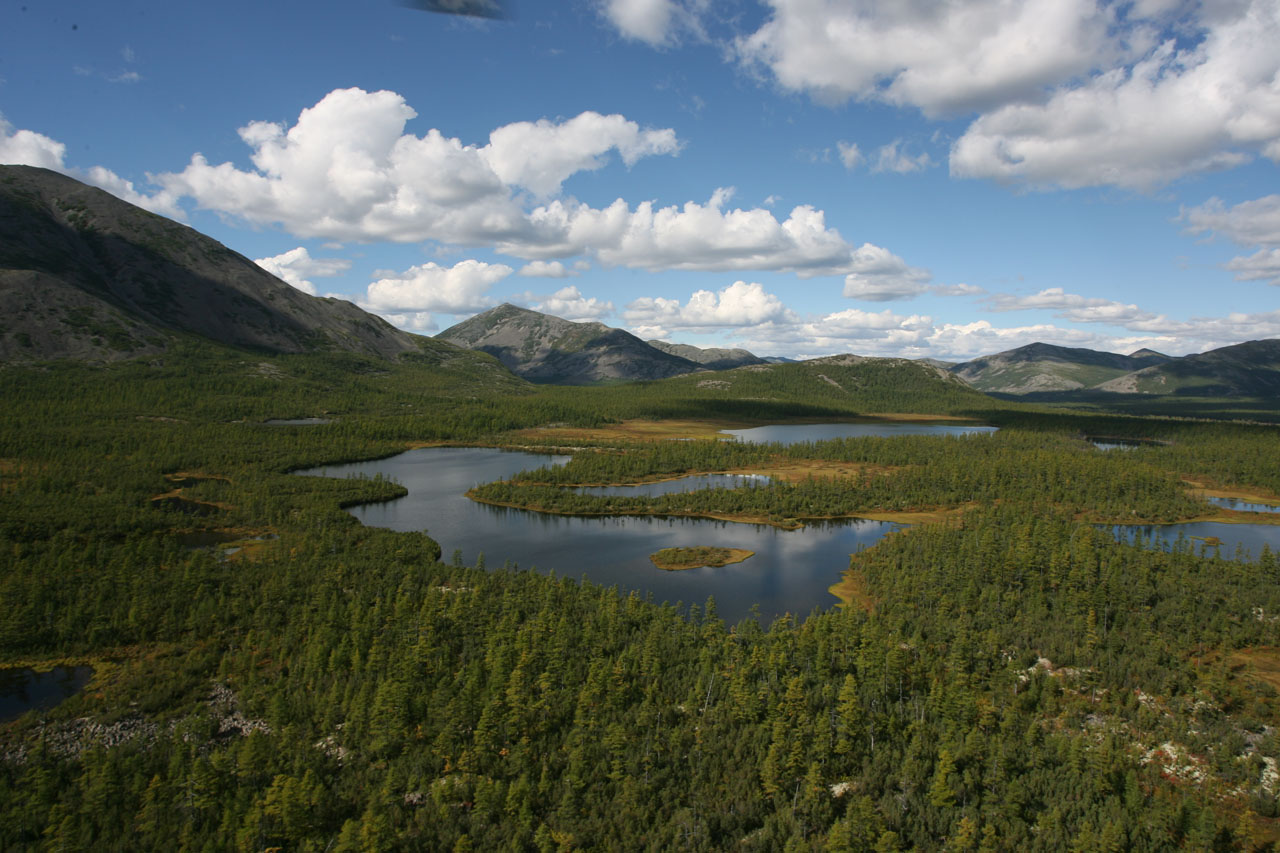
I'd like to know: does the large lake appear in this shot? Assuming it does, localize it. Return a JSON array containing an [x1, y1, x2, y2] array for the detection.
[[299, 448, 904, 623]]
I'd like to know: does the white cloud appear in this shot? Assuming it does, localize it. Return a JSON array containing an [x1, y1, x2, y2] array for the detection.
[[0, 117, 182, 216], [1224, 249, 1280, 285], [842, 244, 933, 301], [363, 259, 512, 315], [986, 287, 1162, 325], [156, 88, 680, 245], [598, 0, 705, 47], [871, 140, 932, 174], [950, 1, 1280, 190], [736, 0, 1116, 116], [380, 312, 439, 333], [836, 141, 862, 169], [624, 281, 797, 334], [1183, 195, 1280, 285], [1182, 195, 1280, 247], [254, 247, 352, 295], [518, 260, 575, 278], [0, 118, 66, 169], [509, 188, 861, 274], [481, 111, 679, 197], [530, 285, 614, 320]]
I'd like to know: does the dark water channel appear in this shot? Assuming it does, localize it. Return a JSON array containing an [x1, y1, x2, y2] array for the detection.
[[0, 666, 94, 722], [299, 448, 904, 623]]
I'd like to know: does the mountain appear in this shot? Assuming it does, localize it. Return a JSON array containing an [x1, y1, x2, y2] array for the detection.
[[950, 342, 1171, 394], [0, 165, 428, 363], [1096, 339, 1280, 396], [438, 304, 704, 384], [646, 340, 764, 370]]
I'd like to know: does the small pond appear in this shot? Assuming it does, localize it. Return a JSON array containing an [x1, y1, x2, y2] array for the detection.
[[723, 423, 998, 444], [299, 448, 902, 623], [1110, 522, 1280, 561], [1206, 496, 1280, 514], [0, 666, 94, 722], [264, 418, 331, 426]]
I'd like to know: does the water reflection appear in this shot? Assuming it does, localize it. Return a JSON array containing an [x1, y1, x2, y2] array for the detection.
[[724, 423, 998, 444], [0, 666, 94, 721], [299, 447, 901, 623], [1110, 522, 1280, 561], [1206, 496, 1280, 514]]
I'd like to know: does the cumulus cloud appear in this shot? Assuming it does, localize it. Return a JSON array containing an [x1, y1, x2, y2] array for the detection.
[[148, 89, 897, 277], [529, 285, 614, 320], [518, 260, 575, 278], [736, 0, 1116, 116], [481, 111, 679, 197], [624, 281, 797, 334], [597, 0, 704, 47], [254, 247, 352, 295], [0, 118, 66, 169], [508, 188, 861, 273], [0, 117, 181, 216], [154, 88, 680, 245], [363, 259, 512, 315], [842, 244, 933, 301], [950, 0, 1280, 189]]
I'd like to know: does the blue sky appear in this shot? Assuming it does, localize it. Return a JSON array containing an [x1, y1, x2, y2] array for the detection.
[[3, 0, 1279, 360]]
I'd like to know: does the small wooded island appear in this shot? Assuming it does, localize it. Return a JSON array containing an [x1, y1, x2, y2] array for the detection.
[[649, 546, 755, 570]]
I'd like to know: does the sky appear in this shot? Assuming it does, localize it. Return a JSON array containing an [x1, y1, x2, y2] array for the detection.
[[2, 0, 1279, 361]]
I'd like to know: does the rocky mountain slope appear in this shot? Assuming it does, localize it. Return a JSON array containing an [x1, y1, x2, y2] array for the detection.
[[951, 342, 1171, 394], [437, 304, 705, 384], [0, 166, 428, 363], [1096, 339, 1280, 396]]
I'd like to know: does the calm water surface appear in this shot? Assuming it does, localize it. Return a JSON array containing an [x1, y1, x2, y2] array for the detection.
[[1111, 522, 1280, 560], [576, 474, 771, 497], [1206, 496, 1280, 514], [724, 423, 998, 444], [0, 666, 93, 721], [299, 448, 902, 623]]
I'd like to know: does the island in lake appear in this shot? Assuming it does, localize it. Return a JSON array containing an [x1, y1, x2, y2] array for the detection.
[[650, 546, 755, 571]]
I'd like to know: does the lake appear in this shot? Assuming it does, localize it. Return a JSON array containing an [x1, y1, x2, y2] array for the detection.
[[1111, 522, 1280, 560], [723, 422, 998, 444], [0, 666, 94, 722], [299, 448, 903, 623]]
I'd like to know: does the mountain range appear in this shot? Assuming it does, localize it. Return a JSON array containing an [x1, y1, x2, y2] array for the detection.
[[437, 303, 762, 384], [949, 341, 1280, 398], [4, 166, 1277, 405]]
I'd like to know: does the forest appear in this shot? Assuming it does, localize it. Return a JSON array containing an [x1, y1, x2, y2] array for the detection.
[[2, 341, 1280, 851]]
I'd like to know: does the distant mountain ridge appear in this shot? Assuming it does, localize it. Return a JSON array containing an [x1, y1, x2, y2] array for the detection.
[[950, 339, 1280, 398], [439, 304, 718, 384], [950, 342, 1171, 394], [646, 340, 764, 370], [0, 165, 429, 363]]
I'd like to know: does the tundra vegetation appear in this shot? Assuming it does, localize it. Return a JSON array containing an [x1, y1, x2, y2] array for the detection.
[[2, 343, 1280, 851]]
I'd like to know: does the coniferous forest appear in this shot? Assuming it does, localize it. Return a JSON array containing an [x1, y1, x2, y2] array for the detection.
[[3, 343, 1280, 851]]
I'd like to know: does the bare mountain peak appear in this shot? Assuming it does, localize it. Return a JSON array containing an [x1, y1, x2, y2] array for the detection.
[[0, 165, 431, 362]]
